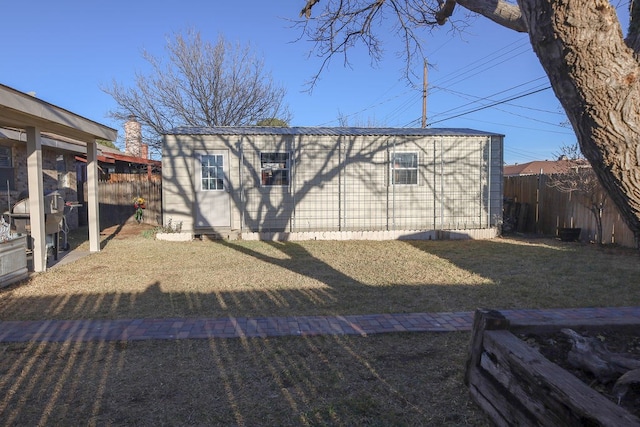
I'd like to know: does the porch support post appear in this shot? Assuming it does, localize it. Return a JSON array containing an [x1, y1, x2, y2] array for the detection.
[[86, 140, 101, 252], [26, 126, 46, 272]]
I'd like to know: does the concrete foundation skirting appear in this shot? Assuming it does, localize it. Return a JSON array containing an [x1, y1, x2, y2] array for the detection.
[[240, 228, 499, 242], [155, 232, 193, 242]]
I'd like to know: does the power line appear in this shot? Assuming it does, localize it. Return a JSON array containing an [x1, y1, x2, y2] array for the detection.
[[315, 86, 416, 126], [504, 147, 552, 163], [424, 86, 552, 126], [449, 115, 574, 135], [314, 32, 545, 130], [430, 78, 562, 116], [427, 82, 569, 129], [316, 37, 533, 127], [428, 77, 550, 119], [430, 40, 531, 90]]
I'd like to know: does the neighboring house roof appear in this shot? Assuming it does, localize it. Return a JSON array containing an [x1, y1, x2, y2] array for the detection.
[[504, 160, 589, 176], [94, 143, 160, 167], [166, 126, 504, 137]]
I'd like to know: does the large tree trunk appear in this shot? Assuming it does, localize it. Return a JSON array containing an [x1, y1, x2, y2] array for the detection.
[[517, 0, 640, 246], [303, 0, 640, 243]]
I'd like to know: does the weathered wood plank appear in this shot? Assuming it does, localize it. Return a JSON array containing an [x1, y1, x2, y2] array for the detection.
[[483, 330, 640, 426], [479, 349, 561, 425], [509, 317, 640, 334], [467, 366, 536, 427], [464, 308, 510, 386]]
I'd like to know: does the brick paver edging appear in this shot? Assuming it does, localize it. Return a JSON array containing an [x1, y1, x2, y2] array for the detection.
[[0, 307, 638, 343]]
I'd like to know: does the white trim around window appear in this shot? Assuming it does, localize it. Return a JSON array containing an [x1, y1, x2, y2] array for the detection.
[[391, 151, 418, 185]]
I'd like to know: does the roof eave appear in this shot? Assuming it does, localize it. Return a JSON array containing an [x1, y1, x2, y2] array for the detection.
[[0, 84, 117, 142]]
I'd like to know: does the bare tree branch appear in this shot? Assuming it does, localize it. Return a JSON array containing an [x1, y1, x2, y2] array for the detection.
[[453, 0, 527, 32], [102, 29, 291, 154], [296, 0, 526, 91], [296, 0, 444, 89], [301, 0, 322, 18], [435, 0, 457, 25]]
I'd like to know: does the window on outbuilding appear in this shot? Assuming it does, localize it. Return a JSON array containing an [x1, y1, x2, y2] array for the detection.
[[0, 146, 14, 190], [201, 154, 225, 190], [261, 152, 290, 186], [391, 152, 418, 185]]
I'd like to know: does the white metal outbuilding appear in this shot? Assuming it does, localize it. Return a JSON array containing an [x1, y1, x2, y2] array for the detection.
[[162, 126, 503, 241]]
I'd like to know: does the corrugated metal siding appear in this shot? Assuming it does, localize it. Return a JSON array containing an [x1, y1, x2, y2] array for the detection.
[[161, 134, 196, 232], [162, 130, 504, 236]]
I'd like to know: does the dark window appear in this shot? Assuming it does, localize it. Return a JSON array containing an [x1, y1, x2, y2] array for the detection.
[[261, 152, 290, 186], [391, 152, 418, 185], [0, 146, 14, 190]]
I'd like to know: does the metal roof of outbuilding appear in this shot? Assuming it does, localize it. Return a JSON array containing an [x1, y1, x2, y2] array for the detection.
[[167, 126, 503, 137]]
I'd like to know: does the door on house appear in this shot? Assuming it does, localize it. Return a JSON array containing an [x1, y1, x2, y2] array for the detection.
[[195, 150, 231, 228]]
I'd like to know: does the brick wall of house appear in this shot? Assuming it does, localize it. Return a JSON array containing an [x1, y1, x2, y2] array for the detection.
[[0, 143, 80, 230]]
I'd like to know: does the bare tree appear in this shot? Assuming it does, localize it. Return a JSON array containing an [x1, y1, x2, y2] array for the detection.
[[336, 110, 386, 127], [298, 0, 640, 247], [548, 143, 608, 244], [256, 118, 289, 126], [103, 29, 291, 155]]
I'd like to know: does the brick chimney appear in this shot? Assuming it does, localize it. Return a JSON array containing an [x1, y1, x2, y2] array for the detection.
[[124, 115, 143, 158], [140, 143, 148, 160]]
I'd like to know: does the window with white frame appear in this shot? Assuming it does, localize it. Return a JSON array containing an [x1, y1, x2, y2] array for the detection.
[[0, 146, 14, 190], [391, 152, 418, 185], [201, 154, 225, 190], [260, 152, 290, 186]]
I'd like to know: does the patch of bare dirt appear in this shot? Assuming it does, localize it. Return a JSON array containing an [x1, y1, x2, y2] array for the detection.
[[101, 222, 156, 239], [519, 328, 640, 419]]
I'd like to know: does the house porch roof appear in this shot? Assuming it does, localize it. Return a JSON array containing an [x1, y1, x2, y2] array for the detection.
[[0, 83, 116, 142]]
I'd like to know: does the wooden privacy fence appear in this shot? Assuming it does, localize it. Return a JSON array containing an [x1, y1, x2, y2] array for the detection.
[[503, 174, 635, 247], [82, 177, 162, 229], [107, 173, 161, 183]]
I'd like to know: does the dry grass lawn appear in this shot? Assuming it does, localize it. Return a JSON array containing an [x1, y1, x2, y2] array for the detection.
[[2, 224, 639, 321], [0, 333, 484, 426], [1, 224, 639, 426]]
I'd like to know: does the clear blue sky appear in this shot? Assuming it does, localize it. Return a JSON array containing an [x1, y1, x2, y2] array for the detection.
[[0, 1, 629, 164]]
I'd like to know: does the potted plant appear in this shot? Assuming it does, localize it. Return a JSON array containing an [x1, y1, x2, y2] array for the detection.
[[133, 197, 146, 223], [153, 218, 191, 241], [557, 227, 581, 242]]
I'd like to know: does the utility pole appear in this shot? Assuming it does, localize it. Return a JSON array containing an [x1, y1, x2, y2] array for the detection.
[[421, 59, 428, 128]]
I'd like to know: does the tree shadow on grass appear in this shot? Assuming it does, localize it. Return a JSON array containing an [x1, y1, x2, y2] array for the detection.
[[2, 237, 640, 424], [3, 235, 640, 322], [0, 330, 487, 426], [217, 239, 363, 288]]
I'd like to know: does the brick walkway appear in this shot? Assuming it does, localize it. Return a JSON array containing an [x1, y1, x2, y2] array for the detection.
[[0, 306, 638, 343]]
